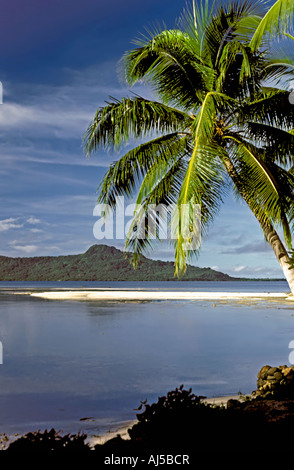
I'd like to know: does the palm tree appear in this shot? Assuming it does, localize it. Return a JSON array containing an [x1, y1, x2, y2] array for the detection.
[[84, 0, 294, 294]]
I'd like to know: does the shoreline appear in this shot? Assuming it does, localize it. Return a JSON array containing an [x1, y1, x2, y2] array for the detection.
[[25, 290, 293, 301], [0, 394, 242, 450], [87, 395, 240, 448]]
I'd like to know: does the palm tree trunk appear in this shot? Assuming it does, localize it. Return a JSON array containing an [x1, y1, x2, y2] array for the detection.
[[223, 157, 294, 295], [260, 221, 294, 295]]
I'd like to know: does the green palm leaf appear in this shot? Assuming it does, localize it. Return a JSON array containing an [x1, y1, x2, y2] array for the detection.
[[250, 0, 294, 51], [225, 136, 293, 245], [96, 132, 191, 209], [242, 121, 294, 165], [125, 157, 189, 266], [237, 89, 294, 129], [84, 96, 189, 154], [178, 91, 235, 208], [122, 29, 213, 109]]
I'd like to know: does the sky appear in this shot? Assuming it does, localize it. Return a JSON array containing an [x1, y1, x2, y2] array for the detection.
[[0, 0, 290, 279]]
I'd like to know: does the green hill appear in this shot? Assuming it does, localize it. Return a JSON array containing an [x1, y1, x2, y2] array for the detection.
[[0, 244, 236, 281]]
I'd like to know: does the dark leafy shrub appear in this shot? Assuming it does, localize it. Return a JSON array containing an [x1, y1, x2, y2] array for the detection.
[[125, 386, 276, 451], [6, 428, 91, 452], [128, 386, 221, 448]]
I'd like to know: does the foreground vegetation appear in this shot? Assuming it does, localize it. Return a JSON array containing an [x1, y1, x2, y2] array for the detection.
[[4, 366, 294, 452]]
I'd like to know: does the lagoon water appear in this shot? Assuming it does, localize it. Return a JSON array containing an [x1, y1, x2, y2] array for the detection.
[[0, 280, 293, 439]]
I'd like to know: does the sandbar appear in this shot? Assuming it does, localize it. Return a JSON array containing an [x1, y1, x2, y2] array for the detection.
[[27, 290, 291, 301]]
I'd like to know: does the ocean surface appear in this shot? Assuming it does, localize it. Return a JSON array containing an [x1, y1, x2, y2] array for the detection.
[[0, 280, 293, 440]]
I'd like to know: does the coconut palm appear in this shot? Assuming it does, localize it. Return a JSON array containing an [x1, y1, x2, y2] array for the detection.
[[84, 0, 294, 293]]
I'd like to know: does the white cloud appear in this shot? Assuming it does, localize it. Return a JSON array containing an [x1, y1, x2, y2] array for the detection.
[[211, 265, 220, 271], [0, 217, 23, 231], [0, 101, 90, 139], [27, 216, 41, 225], [233, 265, 247, 273], [10, 243, 39, 254], [221, 241, 271, 255], [0, 62, 154, 144], [224, 264, 284, 279]]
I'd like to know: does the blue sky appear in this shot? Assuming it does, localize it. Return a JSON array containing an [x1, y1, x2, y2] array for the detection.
[[0, 0, 288, 278]]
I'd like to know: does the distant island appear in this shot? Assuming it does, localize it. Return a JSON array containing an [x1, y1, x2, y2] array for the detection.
[[0, 244, 234, 281], [0, 244, 283, 282]]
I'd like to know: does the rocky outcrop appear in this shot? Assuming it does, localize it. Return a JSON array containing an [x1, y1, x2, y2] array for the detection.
[[252, 364, 294, 399]]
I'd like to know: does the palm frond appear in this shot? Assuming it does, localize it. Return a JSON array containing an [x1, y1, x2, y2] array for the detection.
[[250, 0, 294, 51], [134, 138, 191, 208], [178, 0, 215, 54], [121, 28, 213, 109], [223, 146, 293, 248], [225, 136, 293, 236], [216, 40, 256, 94], [237, 89, 294, 129], [241, 121, 294, 166], [203, 0, 265, 66], [96, 132, 191, 209], [175, 138, 228, 276], [285, 32, 294, 41], [179, 91, 235, 207], [125, 157, 189, 267], [83, 96, 189, 155]]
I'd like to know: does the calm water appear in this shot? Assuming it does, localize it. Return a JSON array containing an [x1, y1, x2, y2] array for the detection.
[[0, 280, 293, 438]]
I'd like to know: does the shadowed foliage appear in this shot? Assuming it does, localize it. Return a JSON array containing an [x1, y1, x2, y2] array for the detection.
[[6, 428, 90, 453]]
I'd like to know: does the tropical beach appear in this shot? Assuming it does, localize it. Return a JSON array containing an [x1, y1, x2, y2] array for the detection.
[[0, 0, 294, 456]]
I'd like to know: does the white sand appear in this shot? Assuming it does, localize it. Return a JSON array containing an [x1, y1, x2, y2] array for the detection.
[[28, 290, 291, 301]]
